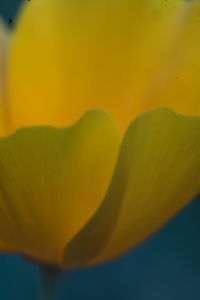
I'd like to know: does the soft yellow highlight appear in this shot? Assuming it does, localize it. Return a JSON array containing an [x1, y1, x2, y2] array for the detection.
[[64, 108, 200, 268], [0, 0, 198, 269], [0, 110, 121, 266], [9, 0, 200, 133]]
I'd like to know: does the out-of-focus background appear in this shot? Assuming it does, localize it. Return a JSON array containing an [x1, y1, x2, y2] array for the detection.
[[0, 1, 200, 299]]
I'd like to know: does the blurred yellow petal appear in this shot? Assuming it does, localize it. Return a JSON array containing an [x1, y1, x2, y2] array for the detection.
[[9, 0, 200, 133], [0, 109, 120, 266], [0, 242, 13, 252], [0, 19, 11, 135], [64, 108, 200, 268], [0, 20, 15, 251]]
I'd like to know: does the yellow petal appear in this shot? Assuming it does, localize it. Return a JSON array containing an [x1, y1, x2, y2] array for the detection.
[[0, 109, 121, 266], [0, 19, 11, 135], [0, 241, 13, 252], [9, 0, 200, 133], [64, 108, 200, 268]]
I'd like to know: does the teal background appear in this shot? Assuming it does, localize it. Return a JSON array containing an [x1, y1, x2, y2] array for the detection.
[[0, 1, 200, 299]]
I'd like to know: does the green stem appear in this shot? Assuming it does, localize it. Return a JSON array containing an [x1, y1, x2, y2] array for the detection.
[[39, 265, 62, 300]]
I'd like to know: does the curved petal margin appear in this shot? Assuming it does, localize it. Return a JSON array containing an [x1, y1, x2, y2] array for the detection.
[[9, 0, 200, 132], [64, 107, 200, 268], [0, 109, 121, 266]]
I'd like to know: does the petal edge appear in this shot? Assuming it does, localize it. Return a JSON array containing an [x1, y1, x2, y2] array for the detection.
[[64, 107, 200, 268]]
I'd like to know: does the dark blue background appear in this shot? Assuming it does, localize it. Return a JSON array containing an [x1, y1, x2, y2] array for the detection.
[[0, 1, 200, 299]]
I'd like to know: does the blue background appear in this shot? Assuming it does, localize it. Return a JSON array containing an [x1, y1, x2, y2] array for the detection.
[[0, 1, 200, 299]]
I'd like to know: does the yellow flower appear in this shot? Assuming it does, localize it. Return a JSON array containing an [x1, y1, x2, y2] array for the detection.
[[0, 0, 200, 269]]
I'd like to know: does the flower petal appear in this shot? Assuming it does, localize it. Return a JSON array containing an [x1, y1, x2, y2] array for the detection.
[[64, 108, 200, 268], [0, 19, 11, 135], [9, 0, 200, 132], [0, 109, 121, 266]]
